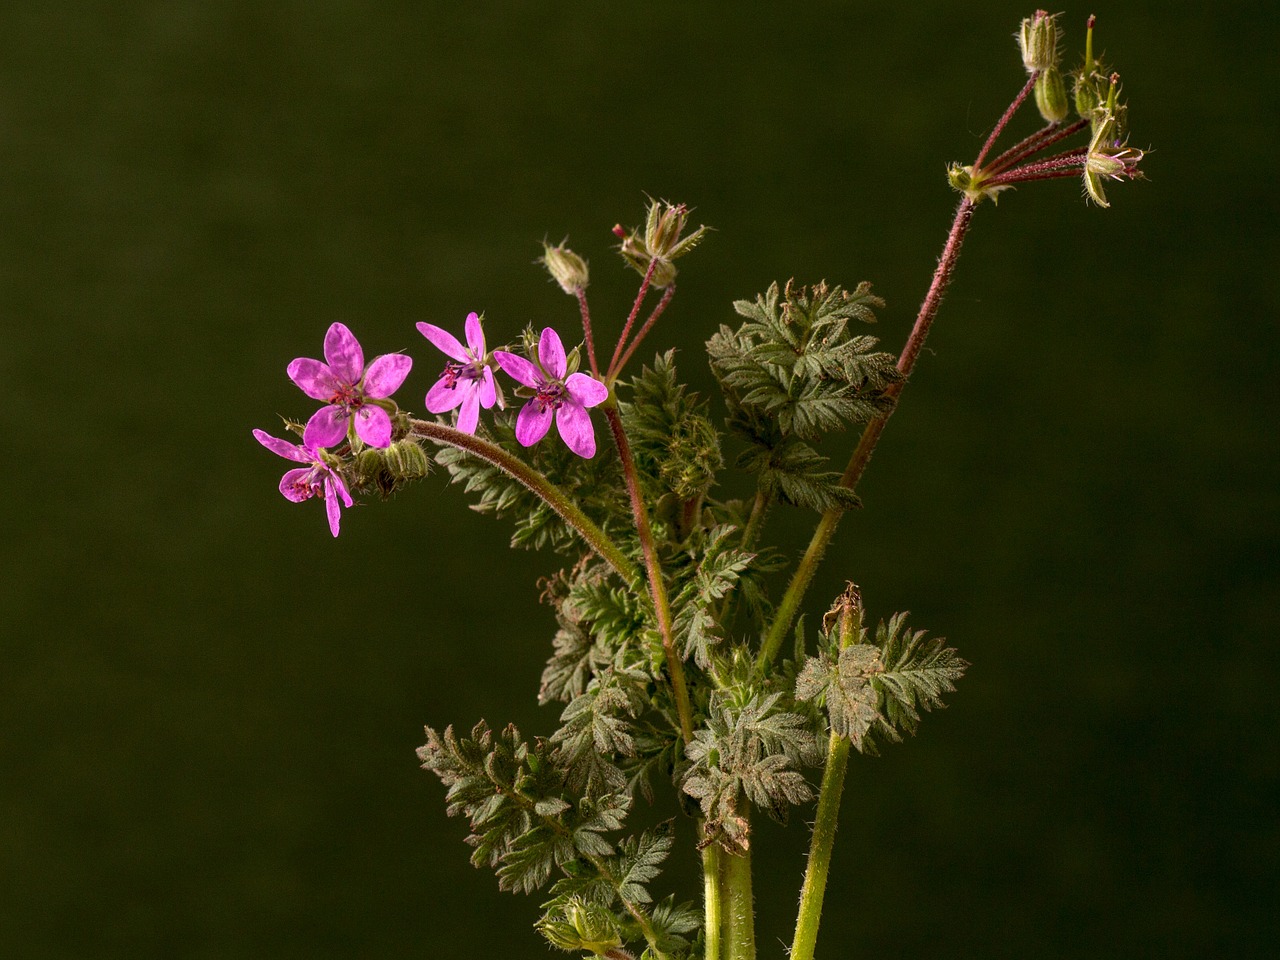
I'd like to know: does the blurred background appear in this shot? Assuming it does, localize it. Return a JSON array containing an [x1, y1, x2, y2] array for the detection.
[[3, 2, 1276, 957]]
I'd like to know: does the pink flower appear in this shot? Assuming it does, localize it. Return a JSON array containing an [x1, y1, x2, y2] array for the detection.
[[416, 312, 498, 435], [253, 429, 354, 537], [287, 322, 412, 450], [494, 327, 609, 458]]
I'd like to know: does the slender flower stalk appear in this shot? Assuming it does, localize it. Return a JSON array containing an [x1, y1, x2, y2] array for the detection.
[[602, 403, 695, 745], [408, 417, 637, 582], [758, 196, 977, 672], [608, 256, 658, 379], [576, 288, 600, 377], [611, 283, 677, 380], [972, 73, 1037, 171]]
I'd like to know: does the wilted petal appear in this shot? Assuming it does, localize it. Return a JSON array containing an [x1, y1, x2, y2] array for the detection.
[[279, 467, 315, 502], [456, 387, 481, 435], [353, 404, 393, 448], [416, 322, 468, 362], [479, 366, 497, 408], [538, 327, 567, 379], [565, 372, 608, 408], [515, 400, 553, 447], [287, 358, 340, 401], [253, 428, 310, 463], [556, 402, 596, 458], [323, 323, 365, 384], [363, 353, 412, 398], [494, 350, 540, 388], [463, 312, 486, 357], [426, 377, 466, 413], [304, 405, 349, 449]]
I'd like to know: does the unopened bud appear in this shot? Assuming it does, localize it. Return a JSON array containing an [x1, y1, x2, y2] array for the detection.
[[1034, 67, 1070, 123], [1017, 10, 1061, 74], [383, 439, 430, 480], [536, 898, 621, 955], [540, 242, 589, 295]]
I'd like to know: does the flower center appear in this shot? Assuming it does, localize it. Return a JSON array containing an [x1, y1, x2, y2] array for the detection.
[[328, 383, 362, 409], [439, 361, 482, 390], [535, 380, 567, 410]]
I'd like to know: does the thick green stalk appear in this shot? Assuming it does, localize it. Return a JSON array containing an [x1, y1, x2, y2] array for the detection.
[[756, 197, 978, 673], [408, 419, 638, 582], [602, 404, 695, 745], [702, 844, 723, 960], [721, 844, 756, 960], [790, 588, 862, 960]]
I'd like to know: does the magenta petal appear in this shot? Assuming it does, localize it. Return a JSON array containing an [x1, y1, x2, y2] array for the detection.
[[515, 401, 553, 447], [363, 353, 412, 398], [279, 467, 314, 502], [479, 367, 497, 408], [322, 477, 343, 536], [324, 323, 365, 384], [353, 405, 393, 447], [456, 387, 481, 435], [288, 358, 340, 401], [556, 403, 597, 458], [254, 429, 309, 463], [304, 405, 349, 449], [538, 327, 567, 379], [565, 372, 608, 408], [426, 378, 466, 413], [416, 322, 468, 363], [463, 312, 486, 356], [494, 350, 540, 388]]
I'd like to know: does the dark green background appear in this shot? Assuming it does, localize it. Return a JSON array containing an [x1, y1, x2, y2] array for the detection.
[[3, 2, 1275, 957]]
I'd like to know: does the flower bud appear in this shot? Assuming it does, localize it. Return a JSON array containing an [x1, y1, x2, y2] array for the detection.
[[616, 198, 707, 289], [383, 439, 430, 481], [540, 241, 589, 295], [536, 898, 621, 955], [1017, 10, 1061, 74], [1034, 67, 1070, 123]]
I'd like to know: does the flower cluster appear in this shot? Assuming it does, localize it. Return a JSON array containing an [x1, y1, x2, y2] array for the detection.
[[254, 316, 609, 536]]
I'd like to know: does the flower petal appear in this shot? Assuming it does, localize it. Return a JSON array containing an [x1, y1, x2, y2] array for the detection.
[[353, 405, 393, 448], [479, 366, 497, 408], [515, 400, 553, 447], [538, 327, 567, 379], [322, 476, 343, 536], [565, 372, 608, 408], [456, 387, 481, 435], [556, 402, 597, 458], [425, 377, 466, 413], [288, 358, 340, 401], [463, 312, 486, 357], [323, 323, 364, 384], [303, 405, 349, 449], [362, 352, 412, 398], [416, 322, 468, 363], [254, 428, 310, 463], [494, 350, 540, 388], [279, 467, 315, 502]]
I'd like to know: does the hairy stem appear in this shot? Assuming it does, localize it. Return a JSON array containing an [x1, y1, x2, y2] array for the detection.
[[790, 589, 862, 960], [609, 258, 658, 377], [973, 73, 1037, 170], [611, 283, 676, 380], [985, 116, 1090, 176], [721, 844, 756, 960], [602, 404, 696, 745], [409, 419, 638, 582], [756, 197, 978, 672], [703, 843, 723, 960], [576, 287, 600, 377]]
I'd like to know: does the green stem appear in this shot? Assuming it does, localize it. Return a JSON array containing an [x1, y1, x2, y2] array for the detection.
[[703, 844, 723, 960], [790, 588, 862, 960], [408, 419, 638, 582], [601, 404, 696, 745], [756, 197, 978, 674], [721, 843, 756, 960]]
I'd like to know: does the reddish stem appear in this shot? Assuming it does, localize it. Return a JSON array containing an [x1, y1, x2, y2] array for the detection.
[[575, 288, 600, 377], [973, 74, 1037, 170], [609, 258, 658, 377], [986, 117, 1090, 176], [611, 283, 676, 379]]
